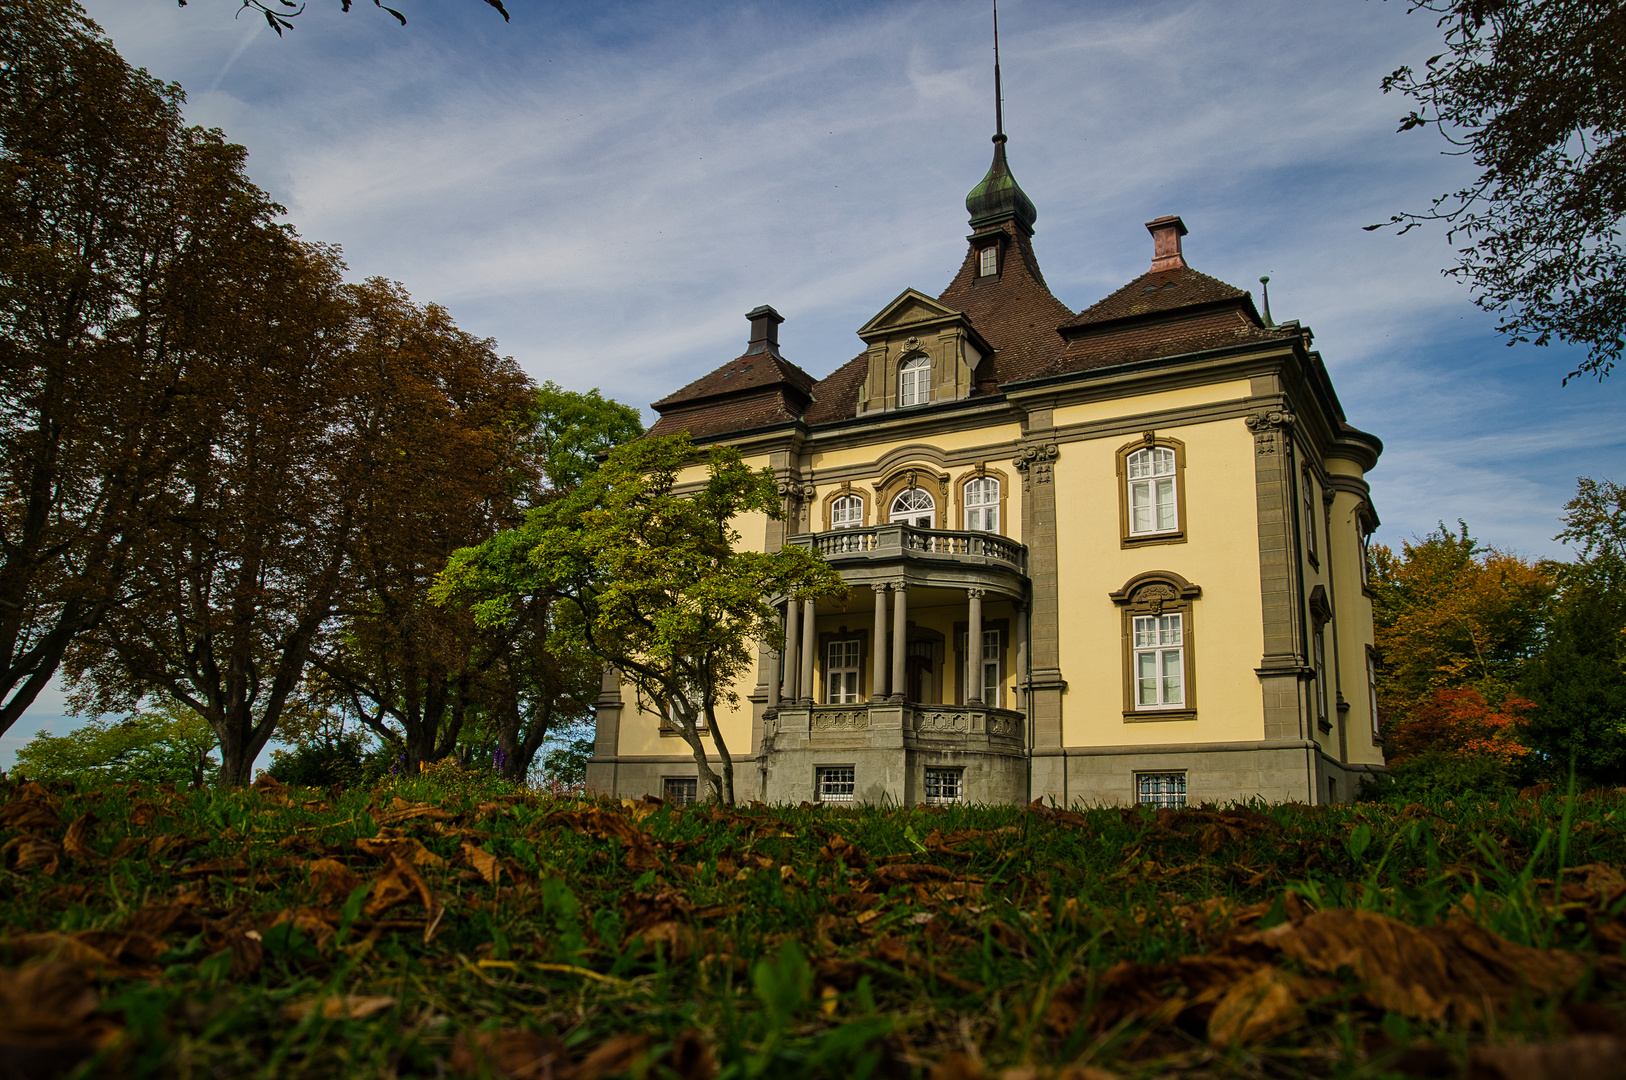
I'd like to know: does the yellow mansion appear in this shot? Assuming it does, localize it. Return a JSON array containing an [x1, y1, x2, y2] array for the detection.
[[585, 131, 1384, 808]]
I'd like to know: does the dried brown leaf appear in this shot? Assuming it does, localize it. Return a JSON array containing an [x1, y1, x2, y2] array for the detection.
[[0, 961, 120, 1079], [462, 842, 501, 886], [283, 994, 396, 1022]]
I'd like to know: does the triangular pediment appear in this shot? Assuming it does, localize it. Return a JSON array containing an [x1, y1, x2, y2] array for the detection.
[[857, 289, 964, 339]]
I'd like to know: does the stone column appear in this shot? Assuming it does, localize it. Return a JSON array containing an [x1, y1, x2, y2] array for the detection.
[[871, 584, 889, 701], [782, 601, 800, 703], [890, 582, 909, 702], [966, 588, 985, 705], [800, 598, 817, 705], [1246, 408, 1309, 741], [1015, 438, 1064, 747]]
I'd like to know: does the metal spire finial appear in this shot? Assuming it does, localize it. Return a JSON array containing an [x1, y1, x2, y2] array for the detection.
[[1259, 275, 1274, 326], [993, 0, 1005, 140]]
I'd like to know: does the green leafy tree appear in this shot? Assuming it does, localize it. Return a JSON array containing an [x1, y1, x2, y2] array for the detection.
[[1373, 0, 1626, 382], [437, 432, 846, 804], [1519, 477, 1626, 781], [15, 700, 218, 786]]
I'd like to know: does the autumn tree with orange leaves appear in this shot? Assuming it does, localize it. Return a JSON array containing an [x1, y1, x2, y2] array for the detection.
[[1369, 523, 1553, 761]]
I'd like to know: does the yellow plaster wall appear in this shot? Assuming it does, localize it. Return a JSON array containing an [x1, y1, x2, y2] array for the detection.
[[1053, 416, 1266, 748], [1328, 486, 1382, 766], [1052, 380, 1254, 429]]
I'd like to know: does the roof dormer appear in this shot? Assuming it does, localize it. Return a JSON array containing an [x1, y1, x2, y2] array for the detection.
[[852, 289, 993, 414]]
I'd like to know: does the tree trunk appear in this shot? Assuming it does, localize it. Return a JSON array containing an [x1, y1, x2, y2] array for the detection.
[[703, 696, 735, 805], [670, 693, 722, 802]]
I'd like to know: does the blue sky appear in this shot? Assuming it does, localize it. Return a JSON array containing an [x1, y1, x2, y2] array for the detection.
[[4, 0, 1620, 768]]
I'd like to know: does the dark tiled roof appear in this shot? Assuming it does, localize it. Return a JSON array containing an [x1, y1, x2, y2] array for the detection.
[[645, 389, 802, 441], [935, 222, 1074, 386], [651, 351, 815, 411], [802, 352, 869, 425], [1063, 266, 1256, 330], [1026, 307, 1295, 381]]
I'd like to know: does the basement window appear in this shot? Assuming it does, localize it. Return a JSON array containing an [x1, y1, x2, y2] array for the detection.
[[924, 767, 963, 804], [816, 766, 856, 803], [1137, 772, 1187, 809], [663, 777, 698, 805]]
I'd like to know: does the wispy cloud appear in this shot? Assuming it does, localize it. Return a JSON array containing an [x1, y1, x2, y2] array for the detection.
[[78, 0, 1622, 562]]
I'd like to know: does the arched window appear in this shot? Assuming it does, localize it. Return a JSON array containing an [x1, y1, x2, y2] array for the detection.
[[898, 355, 931, 407], [1126, 446, 1178, 535], [890, 487, 935, 528], [830, 494, 864, 529], [964, 477, 1000, 532]]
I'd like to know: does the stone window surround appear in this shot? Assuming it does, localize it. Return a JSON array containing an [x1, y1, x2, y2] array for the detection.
[[1110, 570, 1202, 721], [952, 463, 1011, 534], [1302, 465, 1320, 569], [875, 465, 951, 528], [820, 482, 872, 531], [1116, 434, 1189, 549]]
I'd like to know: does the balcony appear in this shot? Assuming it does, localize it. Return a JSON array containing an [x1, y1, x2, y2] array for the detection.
[[788, 524, 1027, 592], [767, 701, 1026, 755]]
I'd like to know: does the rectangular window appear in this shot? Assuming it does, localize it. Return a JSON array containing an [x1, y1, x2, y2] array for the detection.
[[816, 766, 855, 803], [1367, 647, 1381, 741], [1303, 470, 1318, 562], [1359, 529, 1373, 588], [1137, 772, 1187, 809], [978, 245, 998, 277], [1314, 625, 1329, 728], [663, 777, 698, 805], [924, 767, 963, 804], [826, 639, 861, 704], [1132, 613, 1184, 708], [981, 628, 1001, 707], [964, 477, 1000, 532], [1127, 447, 1178, 535]]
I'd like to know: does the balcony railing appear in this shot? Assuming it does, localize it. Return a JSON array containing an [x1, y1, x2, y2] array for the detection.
[[790, 523, 1026, 575]]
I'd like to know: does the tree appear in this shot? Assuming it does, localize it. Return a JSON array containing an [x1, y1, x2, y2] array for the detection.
[[15, 700, 218, 786], [1519, 476, 1626, 781], [1370, 522, 1555, 726], [1, 1, 319, 744], [437, 433, 846, 804], [304, 278, 538, 774], [1385, 686, 1533, 767], [1372, 1, 1626, 382], [62, 226, 361, 787], [177, 0, 509, 36], [312, 361, 641, 780]]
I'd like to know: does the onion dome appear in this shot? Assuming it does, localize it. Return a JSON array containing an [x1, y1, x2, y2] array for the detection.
[[966, 134, 1037, 234]]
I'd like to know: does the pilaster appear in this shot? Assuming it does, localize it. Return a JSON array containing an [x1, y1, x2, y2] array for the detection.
[[1247, 408, 1310, 741], [1015, 426, 1063, 748]]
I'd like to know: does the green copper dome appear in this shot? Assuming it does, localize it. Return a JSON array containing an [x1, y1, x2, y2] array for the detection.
[[966, 135, 1037, 233]]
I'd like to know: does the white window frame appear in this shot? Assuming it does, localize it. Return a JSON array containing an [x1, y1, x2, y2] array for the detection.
[[964, 477, 1000, 532], [1126, 446, 1179, 536], [980, 628, 1002, 707], [830, 494, 864, 529], [978, 245, 998, 277], [898, 355, 931, 407], [1137, 771, 1187, 809], [889, 487, 935, 528], [816, 766, 855, 803], [1359, 527, 1373, 589], [1132, 612, 1185, 710], [924, 767, 963, 804], [826, 638, 862, 704]]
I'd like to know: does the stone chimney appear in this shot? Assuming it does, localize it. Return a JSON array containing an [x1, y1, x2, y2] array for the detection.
[[745, 305, 784, 355], [1145, 215, 1188, 272]]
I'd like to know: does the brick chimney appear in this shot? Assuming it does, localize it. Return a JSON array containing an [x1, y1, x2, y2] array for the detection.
[[1145, 215, 1188, 272], [745, 304, 784, 356]]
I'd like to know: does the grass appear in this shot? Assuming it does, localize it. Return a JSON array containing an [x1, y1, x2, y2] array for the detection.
[[2, 770, 1625, 1079]]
